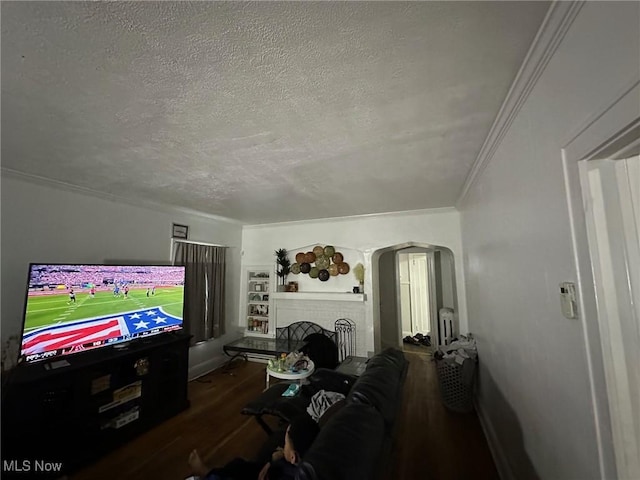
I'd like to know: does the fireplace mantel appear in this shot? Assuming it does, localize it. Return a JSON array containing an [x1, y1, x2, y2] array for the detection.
[[272, 292, 366, 302]]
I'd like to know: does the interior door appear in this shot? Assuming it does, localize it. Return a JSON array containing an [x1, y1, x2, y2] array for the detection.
[[398, 253, 412, 338], [408, 253, 430, 335]]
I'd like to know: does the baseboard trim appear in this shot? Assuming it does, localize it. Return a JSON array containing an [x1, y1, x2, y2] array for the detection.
[[188, 354, 228, 381], [474, 399, 515, 480]]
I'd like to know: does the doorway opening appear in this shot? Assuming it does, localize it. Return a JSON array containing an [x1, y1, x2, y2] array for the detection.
[[372, 243, 459, 352], [399, 251, 432, 338]]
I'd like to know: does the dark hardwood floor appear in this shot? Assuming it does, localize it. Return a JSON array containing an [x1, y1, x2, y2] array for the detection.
[[392, 345, 499, 480], [72, 348, 498, 480]]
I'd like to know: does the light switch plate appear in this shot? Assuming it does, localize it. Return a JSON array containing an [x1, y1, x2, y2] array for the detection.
[[559, 282, 578, 319]]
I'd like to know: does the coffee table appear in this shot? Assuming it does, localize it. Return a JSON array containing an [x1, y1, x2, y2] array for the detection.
[[223, 336, 306, 359], [266, 360, 315, 389]]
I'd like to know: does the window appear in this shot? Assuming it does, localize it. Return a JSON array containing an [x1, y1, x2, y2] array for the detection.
[[172, 240, 227, 344]]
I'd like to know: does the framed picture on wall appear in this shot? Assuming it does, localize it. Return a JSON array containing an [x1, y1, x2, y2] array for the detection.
[[172, 223, 189, 239]]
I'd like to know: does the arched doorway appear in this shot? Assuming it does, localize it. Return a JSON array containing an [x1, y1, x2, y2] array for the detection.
[[371, 242, 458, 352]]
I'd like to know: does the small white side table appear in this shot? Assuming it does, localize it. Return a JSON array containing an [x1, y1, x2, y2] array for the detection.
[[265, 360, 315, 389]]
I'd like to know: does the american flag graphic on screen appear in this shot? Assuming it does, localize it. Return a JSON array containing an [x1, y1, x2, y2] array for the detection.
[[21, 308, 183, 355]]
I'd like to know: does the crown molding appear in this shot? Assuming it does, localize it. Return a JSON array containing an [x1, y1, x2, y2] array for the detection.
[[0, 168, 244, 226], [456, 0, 585, 208], [243, 206, 458, 230], [2, 167, 456, 228], [562, 77, 640, 162]]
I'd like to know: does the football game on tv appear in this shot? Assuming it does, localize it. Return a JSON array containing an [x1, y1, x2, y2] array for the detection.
[[19, 264, 186, 364]]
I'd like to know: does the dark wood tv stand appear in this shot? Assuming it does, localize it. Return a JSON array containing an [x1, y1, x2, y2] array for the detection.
[[1, 333, 190, 479]]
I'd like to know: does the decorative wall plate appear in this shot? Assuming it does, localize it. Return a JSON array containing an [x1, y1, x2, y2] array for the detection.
[[296, 252, 306, 263], [324, 245, 335, 257], [328, 264, 339, 276], [300, 262, 311, 274], [332, 252, 344, 264], [318, 269, 330, 281], [338, 262, 350, 274], [309, 267, 319, 278], [290, 263, 301, 274], [313, 245, 324, 257], [315, 255, 330, 270]]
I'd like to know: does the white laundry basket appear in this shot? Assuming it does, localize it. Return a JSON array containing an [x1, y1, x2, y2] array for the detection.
[[435, 357, 477, 413], [434, 335, 478, 413]]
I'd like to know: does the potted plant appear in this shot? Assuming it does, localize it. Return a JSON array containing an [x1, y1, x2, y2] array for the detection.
[[353, 263, 365, 293], [274, 248, 291, 292]]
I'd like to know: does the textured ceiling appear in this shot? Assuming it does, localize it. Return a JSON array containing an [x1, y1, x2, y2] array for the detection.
[[1, 1, 550, 224]]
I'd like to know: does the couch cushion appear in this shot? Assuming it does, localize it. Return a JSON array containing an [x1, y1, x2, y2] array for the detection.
[[297, 402, 385, 480], [365, 347, 407, 372], [346, 348, 407, 429], [317, 398, 346, 429], [347, 369, 400, 429]]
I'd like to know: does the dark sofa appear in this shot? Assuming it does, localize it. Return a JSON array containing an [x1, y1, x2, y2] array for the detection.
[[242, 347, 407, 480], [297, 347, 408, 480]]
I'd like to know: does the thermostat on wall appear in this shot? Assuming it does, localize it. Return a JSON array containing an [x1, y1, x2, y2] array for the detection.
[[559, 282, 578, 319]]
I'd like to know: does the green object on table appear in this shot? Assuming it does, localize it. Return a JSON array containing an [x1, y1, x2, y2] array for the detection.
[[268, 357, 286, 372], [282, 384, 300, 397]]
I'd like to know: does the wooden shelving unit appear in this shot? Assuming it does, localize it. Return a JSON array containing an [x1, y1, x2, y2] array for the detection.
[[245, 269, 271, 336]]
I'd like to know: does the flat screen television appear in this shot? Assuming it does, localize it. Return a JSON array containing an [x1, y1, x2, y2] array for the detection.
[[18, 264, 186, 364]]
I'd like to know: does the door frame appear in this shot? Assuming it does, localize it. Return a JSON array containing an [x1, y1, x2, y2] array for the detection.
[[562, 77, 639, 479], [581, 156, 640, 478], [425, 251, 439, 341]]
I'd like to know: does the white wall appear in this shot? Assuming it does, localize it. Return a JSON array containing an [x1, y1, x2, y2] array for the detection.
[[459, 3, 639, 479], [438, 249, 455, 312], [241, 208, 466, 354], [1, 175, 243, 378]]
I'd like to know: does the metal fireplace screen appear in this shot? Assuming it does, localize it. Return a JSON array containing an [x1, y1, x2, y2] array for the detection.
[[334, 318, 356, 362]]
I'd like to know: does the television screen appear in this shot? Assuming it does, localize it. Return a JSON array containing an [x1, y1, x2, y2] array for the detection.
[[19, 264, 186, 364]]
